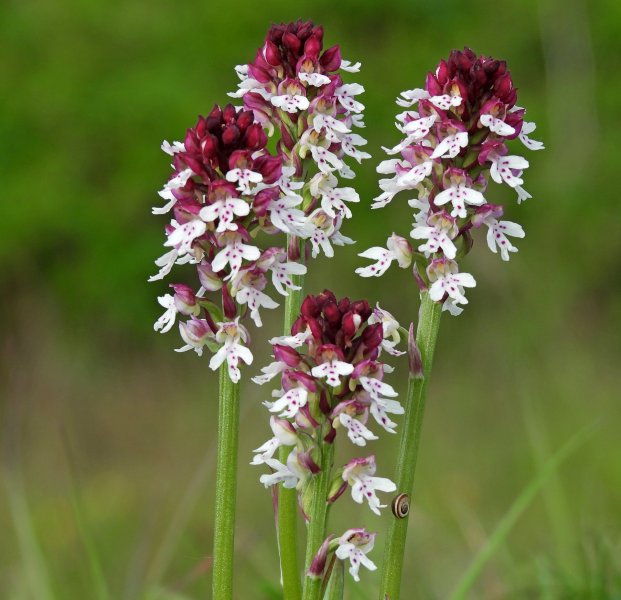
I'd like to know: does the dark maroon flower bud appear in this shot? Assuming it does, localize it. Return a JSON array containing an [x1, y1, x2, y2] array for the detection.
[[323, 301, 342, 327], [263, 40, 282, 67], [222, 124, 240, 146], [319, 45, 341, 71], [494, 72, 513, 100], [436, 59, 449, 85], [282, 31, 301, 52], [350, 299, 371, 321], [337, 297, 350, 313], [222, 103, 237, 123], [342, 311, 362, 340], [316, 289, 337, 309], [323, 423, 336, 444], [202, 307, 218, 334], [304, 35, 322, 60], [284, 370, 317, 392], [253, 154, 282, 184], [297, 21, 314, 39], [425, 72, 442, 95], [504, 87, 517, 106], [361, 323, 383, 350], [273, 344, 303, 367], [305, 317, 323, 340], [208, 104, 222, 122], [307, 535, 334, 579], [222, 284, 237, 319], [180, 155, 204, 177], [252, 187, 279, 217], [301, 295, 321, 318], [184, 129, 200, 153], [236, 109, 255, 131], [201, 133, 219, 160], [244, 123, 267, 150]]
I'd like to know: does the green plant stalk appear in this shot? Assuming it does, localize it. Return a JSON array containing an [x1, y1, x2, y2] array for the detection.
[[448, 422, 597, 600], [302, 437, 336, 600], [379, 292, 442, 600], [277, 236, 306, 600], [212, 363, 241, 600]]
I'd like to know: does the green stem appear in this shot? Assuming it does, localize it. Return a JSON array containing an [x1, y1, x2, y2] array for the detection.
[[379, 292, 442, 600], [302, 437, 335, 600], [277, 237, 305, 600], [212, 364, 241, 600]]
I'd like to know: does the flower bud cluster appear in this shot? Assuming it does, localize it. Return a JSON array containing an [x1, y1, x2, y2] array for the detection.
[[356, 48, 544, 315], [231, 20, 370, 258], [252, 291, 403, 581], [151, 103, 308, 381]]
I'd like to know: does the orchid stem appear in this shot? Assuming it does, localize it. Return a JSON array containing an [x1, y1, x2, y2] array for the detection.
[[212, 364, 240, 600], [278, 236, 305, 600], [302, 434, 335, 600], [379, 292, 442, 600]]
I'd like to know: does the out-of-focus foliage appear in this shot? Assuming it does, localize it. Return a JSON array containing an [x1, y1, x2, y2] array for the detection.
[[1, 0, 620, 598]]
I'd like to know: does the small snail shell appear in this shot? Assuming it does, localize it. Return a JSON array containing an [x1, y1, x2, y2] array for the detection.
[[392, 493, 410, 518]]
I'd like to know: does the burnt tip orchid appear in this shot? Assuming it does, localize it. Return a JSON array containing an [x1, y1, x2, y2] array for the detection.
[[252, 290, 404, 590], [358, 47, 544, 315], [150, 102, 316, 382], [229, 19, 370, 263]]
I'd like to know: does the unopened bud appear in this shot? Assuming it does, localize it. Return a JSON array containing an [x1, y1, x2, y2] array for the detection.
[[197, 261, 223, 292], [327, 468, 348, 504], [273, 344, 302, 368], [307, 535, 334, 579], [408, 323, 424, 379], [222, 284, 237, 319]]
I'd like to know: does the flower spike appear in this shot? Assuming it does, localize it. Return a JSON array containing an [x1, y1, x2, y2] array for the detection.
[[358, 47, 543, 314]]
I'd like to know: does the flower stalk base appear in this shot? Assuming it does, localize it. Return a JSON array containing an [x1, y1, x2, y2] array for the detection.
[[302, 436, 335, 600], [379, 292, 442, 600], [212, 364, 241, 599]]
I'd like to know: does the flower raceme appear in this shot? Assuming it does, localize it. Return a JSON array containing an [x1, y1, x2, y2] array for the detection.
[[356, 48, 544, 315], [231, 20, 371, 259], [150, 103, 310, 381], [252, 291, 402, 582]]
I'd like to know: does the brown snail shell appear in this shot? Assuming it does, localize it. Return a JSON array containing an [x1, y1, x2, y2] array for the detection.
[[391, 493, 410, 518]]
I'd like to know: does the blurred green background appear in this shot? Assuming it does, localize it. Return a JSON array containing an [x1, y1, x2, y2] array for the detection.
[[1, 0, 620, 598]]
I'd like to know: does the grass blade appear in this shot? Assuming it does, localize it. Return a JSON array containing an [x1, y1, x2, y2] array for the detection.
[[61, 431, 112, 600], [448, 421, 598, 600], [4, 473, 57, 600]]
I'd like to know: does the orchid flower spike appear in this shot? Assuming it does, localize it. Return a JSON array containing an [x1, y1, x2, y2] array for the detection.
[[230, 20, 371, 258], [151, 103, 310, 381], [252, 290, 401, 519], [358, 47, 543, 315]]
